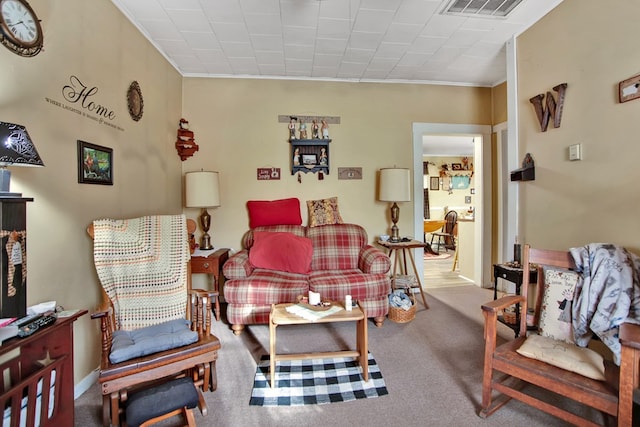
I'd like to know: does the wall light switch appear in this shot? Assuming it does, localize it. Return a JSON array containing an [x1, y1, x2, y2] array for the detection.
[[569, 144, 581, 161]]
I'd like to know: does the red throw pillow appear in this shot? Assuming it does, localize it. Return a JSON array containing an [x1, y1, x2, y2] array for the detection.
[[247, 198, 302, 228], [249, 231, 313, 274]]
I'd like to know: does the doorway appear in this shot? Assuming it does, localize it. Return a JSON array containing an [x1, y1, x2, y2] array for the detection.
[[412, 123, 492, 288]]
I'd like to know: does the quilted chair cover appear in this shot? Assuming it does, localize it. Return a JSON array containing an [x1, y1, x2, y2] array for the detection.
[[92, 215, 189, 331]]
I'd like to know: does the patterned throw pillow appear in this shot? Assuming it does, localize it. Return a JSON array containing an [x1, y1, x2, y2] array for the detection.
[[538, 267, 580, 343], [306, 197, 344, 227]]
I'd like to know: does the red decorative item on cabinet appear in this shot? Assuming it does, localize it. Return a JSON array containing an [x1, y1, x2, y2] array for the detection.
[[176, 118, 199, 161]]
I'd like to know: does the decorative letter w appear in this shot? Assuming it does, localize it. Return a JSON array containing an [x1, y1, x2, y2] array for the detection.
[[529, 83, 567, 132]]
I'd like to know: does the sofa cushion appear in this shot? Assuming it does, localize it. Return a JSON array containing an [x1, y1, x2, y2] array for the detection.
[[224, 269, 309, 305], [249, 231, 313, 274], [109, 318, 198, 364], [247, 198, 302, 228], [243, 225, 306, 249], [307, 197, 344, 227], [308, 223, 367, 270], [539, 267, 580, 344], [516, 334, 605, 381], [309, 270, 391, 300]]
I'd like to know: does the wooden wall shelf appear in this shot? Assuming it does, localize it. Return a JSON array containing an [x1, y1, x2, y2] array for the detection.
[[510, 166, 535, 181], [290, 139, 330, 175]]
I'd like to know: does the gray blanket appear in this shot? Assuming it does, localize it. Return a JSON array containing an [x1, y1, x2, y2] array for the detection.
[[570, 243, 640, 365]]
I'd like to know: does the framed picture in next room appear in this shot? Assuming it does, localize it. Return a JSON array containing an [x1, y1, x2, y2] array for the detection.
[[78, 140, 113, 185], [430, 176, 439, 191]]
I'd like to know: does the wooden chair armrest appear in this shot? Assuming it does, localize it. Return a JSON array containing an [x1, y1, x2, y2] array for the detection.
[[620, 322, 640, 350], [187, 290, 216, 337], [90, 307, 114, 369], [481, 295, 525, 313]]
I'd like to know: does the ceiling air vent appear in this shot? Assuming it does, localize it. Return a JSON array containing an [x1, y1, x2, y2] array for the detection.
[[442, 0, 524, 17]]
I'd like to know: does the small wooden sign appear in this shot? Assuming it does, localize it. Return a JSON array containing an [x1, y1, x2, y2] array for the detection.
[[257, 168, 280, 180], [619, 74, 640, 103], [338, 167, 362, 180]]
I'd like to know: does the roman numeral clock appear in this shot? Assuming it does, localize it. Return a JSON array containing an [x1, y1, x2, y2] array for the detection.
[[0, 0, 43, 57]]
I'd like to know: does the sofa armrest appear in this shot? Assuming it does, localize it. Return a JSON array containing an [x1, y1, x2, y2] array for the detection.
[[359, 245, 391, 274], [222, 250, 254, 279]]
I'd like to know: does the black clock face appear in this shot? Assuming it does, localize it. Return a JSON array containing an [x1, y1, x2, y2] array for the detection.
[[0, 0, 43, 57]]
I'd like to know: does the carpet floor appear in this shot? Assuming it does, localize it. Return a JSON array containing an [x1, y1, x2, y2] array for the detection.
[[74, 287, 606, 426]]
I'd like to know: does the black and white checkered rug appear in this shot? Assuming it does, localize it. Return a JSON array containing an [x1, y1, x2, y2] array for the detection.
[[249, 353, 388, 406]]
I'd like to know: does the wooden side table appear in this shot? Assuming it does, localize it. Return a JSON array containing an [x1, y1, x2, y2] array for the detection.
[[191, 248, 229, 321], [378, 239, 429, 309], [493, 263, 537, 337]]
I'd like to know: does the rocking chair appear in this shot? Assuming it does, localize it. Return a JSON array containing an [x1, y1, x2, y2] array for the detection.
[[480, 244, 640, 426], [88, 215, 220, 427]]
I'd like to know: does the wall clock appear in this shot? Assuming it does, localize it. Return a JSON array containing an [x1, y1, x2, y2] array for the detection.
[[0, 0, 43, 57], [127, 81, 143, 121]]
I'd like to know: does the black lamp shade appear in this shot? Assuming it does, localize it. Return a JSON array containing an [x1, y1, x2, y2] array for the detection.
[[0, 122, 44, 167]]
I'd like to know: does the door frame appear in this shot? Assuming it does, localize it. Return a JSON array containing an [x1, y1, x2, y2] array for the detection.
[[412, 123, 492, 287]]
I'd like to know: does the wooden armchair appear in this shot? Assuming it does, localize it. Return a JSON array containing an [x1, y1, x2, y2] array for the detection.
[[480, 244, 640, 426], [88, 215, 221, 427]]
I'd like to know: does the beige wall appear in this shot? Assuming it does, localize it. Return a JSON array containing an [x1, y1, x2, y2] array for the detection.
[[517, 0, 640, 253], [0, 0, 183, 385], [182, 79, 491, 260], [0, 0, 525, 390]]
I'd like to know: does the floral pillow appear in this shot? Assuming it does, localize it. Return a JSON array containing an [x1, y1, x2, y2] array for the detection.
[[538, 267, 580, 343], [306, 197, 344, 227]]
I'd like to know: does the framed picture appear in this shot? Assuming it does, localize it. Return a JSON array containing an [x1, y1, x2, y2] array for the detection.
[[451, 163, 462, 170], [430, 176, 439, 191], [78, 140, 113, 185], [302, 154, 317, 165]]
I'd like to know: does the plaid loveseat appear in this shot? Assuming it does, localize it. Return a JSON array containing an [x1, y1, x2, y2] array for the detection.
[[223, 223, 391, 335]]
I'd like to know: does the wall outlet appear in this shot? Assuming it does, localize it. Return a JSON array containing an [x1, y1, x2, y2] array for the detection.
[[569, 144, 581, 161]]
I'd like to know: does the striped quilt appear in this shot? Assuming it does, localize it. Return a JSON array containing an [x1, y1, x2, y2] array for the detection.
[[92, 215, 189, 331]]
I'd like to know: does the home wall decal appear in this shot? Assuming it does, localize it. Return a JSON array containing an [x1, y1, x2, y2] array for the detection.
[[529, 83, 567, 132], [44, 75, 125, 132]]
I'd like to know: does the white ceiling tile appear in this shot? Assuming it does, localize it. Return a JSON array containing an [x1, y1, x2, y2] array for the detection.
[[220, 41, 254, 57], [352, 9, 394, 33], [255, 51, 285, 65], [202, 0, 244, 24], [315, 38, 348, 55], [349, 31, 385, 50], [182, 32, 221, 50], [384, 23, 423, 44], [251, 34, 284, 51], [314, 54, 342, 67], [213, 23, 251, 43], [375, 42, 410, 60], [394, 0, 440, 25], [317, 18, 352, 39], [112, 0, 562, 85], [169, 11, 212, 33], [244, 13, 282, 35]]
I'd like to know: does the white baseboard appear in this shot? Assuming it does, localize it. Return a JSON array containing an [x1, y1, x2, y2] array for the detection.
[[75, 367, 99, 399]]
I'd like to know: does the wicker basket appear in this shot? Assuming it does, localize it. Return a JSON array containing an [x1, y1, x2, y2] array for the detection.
[[388, 294, 416, 323]]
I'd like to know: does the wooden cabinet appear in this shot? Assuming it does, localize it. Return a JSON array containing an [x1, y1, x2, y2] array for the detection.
[[290, 139, 330, 175], [0, 197, 33, 318], [0, 310, 86, 426]]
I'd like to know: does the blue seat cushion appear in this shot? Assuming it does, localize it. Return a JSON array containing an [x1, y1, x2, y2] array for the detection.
[[109, 318, 198, 364], [126, 377, 198, 427]]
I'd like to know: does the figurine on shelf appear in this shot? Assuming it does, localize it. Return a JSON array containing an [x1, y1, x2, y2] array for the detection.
[[321, 119, 329, 139], [299, 119, 308, 139], [289, 116, 297, 140], [311, 119, 320, 139], [293, 147, 301, 166], [319, 147, 327, 165]]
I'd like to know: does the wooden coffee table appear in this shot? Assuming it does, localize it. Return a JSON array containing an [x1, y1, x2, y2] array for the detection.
[[268, 303, 368, 388]]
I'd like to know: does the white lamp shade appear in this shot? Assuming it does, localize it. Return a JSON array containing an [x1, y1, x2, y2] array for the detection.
[[379, 168, 411, 202], [185, 171, 220, 208]]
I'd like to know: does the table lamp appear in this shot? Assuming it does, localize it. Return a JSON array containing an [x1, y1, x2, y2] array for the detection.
[[185, 171, 220, 250], [0, 122, 45, 197], [378, 167, 411, 243]]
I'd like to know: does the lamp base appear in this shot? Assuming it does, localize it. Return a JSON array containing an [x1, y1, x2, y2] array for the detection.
[[0, 169, 20, 196], [200, 233, 213, 250]]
